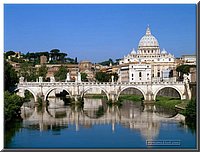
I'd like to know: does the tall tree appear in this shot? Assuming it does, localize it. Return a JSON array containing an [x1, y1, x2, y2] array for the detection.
[[5, 51, 15, 59], [95, 72, 110, 82], [38, 65, 48, 81], [4, 91, 24, 122], [81, 72, 88, 82], [54, 65, 68, 81], [50, 49, 60, 61], [176, 65, 196, 80], [19, 62, 37, 81], [4, 60, 18, 91]]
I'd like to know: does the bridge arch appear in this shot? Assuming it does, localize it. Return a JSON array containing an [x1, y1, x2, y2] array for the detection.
[[153, 86, 183, 100], [44, 87, 72, 101], [15, 87, 37, 102], [117, 86, 146, 101], [81, 86, 110, 101]]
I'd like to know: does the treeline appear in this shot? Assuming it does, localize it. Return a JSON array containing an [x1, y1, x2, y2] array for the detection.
[[4, 60, 24, 123], [176, 64, 196, 80], [4, 49, 78, 65], [98, 58, 121, 66]]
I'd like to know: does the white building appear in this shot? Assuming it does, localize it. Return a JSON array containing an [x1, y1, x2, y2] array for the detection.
[[181, 55, 196, 65], [119, 25, 177, 82], [129, 64, 151, 82]]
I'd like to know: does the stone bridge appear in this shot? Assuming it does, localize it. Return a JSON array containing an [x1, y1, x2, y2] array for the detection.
[[16, 76, 191, 103]]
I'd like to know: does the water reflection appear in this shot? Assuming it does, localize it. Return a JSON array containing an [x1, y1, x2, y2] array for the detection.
[[21, 98, 186, 141]]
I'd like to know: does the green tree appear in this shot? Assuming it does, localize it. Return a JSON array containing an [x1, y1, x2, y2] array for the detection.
[[50, 49, 60, 61], [59, 53, 68, 63], [19, 62, 37, 81], [4, 91, 24, 122], [5, 51, 15, 59], [54, 65, 68, 81], [99, 58, 114, 66], [38, 65, 48, 81], [176, 65, 196, 80], [185, 99, 196, 131], [110, 72, 119, 82], [4, 60, 18, 91], [81, 72, 88, 82], [95, 72, 110, 82]]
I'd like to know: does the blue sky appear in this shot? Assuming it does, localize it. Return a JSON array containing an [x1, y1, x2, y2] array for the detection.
[[4, 4, 196, 63]]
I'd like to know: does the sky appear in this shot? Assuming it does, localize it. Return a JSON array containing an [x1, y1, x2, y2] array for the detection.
[[4, 4, 196, 63]]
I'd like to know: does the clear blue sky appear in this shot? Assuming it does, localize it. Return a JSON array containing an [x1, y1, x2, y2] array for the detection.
[[4, 4, 196, 63]]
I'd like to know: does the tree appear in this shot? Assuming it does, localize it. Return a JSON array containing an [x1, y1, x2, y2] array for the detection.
[[38, 65, 48, 81], [4, 60, 18, 91], [19, 62, 37, 81], [59, 53, 68, 63], [81, 72, 88, 82], [4, 91, 24, 122], [185, 99, 196, 132], [50, 49, 60, 61], [176, 65, 196, 80], [54, 65, 68, 81], [5, 51, 15, 59], [110, 72, 119, 82], [75, 57, 78, 64], [95, 72, 110, 82]]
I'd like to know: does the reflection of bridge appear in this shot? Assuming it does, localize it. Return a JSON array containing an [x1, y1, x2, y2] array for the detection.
[[21, 100, 185, 141], [16, 77, 191, 102]]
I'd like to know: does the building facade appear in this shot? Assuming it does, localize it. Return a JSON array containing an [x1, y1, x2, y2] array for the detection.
[[119, 26, 177, 82]]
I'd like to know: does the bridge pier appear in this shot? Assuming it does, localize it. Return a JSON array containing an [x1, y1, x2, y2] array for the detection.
[[143, 91, 155, 104], [108, 92, 118, 103]]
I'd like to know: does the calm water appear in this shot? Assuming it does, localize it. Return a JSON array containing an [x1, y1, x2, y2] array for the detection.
[[5, 98, 196, 149]]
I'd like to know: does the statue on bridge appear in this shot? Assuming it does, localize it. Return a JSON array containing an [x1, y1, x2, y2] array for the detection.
[[19, 76, 24, 83], [39, 76, 43, 82], [50, 76, 55, 82], [66, 73, 71, 82]]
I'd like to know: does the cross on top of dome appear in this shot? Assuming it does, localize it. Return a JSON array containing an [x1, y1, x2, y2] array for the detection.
[[146, 25, 151, 36]]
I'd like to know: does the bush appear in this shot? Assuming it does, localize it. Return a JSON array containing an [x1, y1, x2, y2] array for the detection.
[[4, 91, 24, 122]]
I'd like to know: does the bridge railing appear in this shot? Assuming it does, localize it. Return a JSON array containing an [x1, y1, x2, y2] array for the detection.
[[17, 81, 184, 87]]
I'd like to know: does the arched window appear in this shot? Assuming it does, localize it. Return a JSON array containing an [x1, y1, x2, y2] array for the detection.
[[157, 72, 160, 77], [139, 72, 142, 77]]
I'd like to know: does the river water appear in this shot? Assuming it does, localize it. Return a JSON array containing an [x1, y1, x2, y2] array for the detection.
[[5, 98, 196, 149]]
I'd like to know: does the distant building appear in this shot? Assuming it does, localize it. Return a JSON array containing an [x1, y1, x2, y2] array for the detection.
[[35, 64, 79, 81], [79, 60, 95, 81], [118, 64, 129, 82], [129, 64, 151, 82], [7, 61, 21, 75], [181, 55, 196, 65], [119, 25, 178, 82], [189, 67, 196, 83], [7, 52, 22, 60], [40, 55, 47, 65]]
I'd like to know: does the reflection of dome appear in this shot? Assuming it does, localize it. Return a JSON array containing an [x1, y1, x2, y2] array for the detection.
[[161, 48, 167, 54], [138, 26, 159, 47]]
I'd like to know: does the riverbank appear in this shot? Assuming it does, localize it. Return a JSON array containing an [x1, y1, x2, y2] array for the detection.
[[118, 95, 143, 102]]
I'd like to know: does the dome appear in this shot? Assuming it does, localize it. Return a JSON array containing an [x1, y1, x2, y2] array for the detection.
[[138, 26, 159, 47], [161, 48, 167, 54], [131, 48, 136, 54]]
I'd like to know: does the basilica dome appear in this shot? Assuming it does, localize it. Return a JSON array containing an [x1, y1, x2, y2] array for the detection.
[[138, 26, 159, 47]]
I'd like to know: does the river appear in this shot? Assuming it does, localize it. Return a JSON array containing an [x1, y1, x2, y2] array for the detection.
[[5, 97, 196, 149]]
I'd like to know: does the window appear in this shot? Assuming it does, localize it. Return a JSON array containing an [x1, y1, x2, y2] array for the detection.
[[139, 72, 142, 77], [157, 72, 160, 77], [169, 58, 171, 61], [132, 74, 134, 77]]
